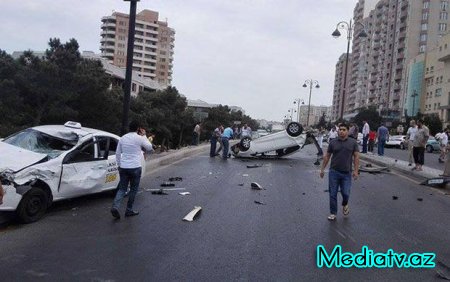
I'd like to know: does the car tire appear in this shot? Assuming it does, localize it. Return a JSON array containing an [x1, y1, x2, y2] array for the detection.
[[426, 145, 433, 153], [16, 188, 49, 223], [286, 122, 303, 137], [239, 137, 252, 152]]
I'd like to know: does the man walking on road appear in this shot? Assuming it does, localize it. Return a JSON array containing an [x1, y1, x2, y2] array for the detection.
[[192, 123, 201, 145], [377, 123, 389, 156], [412, 119, 430, 172], [320, 123, 359, 221], [111, 121, 154, 219], [361, 120, 370, 153], [406, 120, 418, 166]]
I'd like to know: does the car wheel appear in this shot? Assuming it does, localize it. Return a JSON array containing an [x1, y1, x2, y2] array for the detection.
[[400, 143, 405, 150], [239, 137, 252, 152], [286, 122, 303, 137], [426, 145, 433, 153], [16, 188, 49, 223]]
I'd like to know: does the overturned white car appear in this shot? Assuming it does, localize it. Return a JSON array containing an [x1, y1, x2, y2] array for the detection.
[[231, 122, 321, 158], [0, 122, 122, 223]]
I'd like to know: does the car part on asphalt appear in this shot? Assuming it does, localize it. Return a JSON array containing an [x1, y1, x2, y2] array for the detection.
[[161, 182, 175, 187], [178, 192, 191, 196], [421, 177, 450, 188], [254, 200, 266, 205], [168, 177, 183, 181], [392, 196, 398, 200], [251, 182, 263, 190], [183, 206, 202, 221], [246, 164, 264, 168], [151, 189, 168, 195]]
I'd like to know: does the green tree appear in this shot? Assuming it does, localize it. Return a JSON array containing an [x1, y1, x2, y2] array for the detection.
[[353, 106, 382, 131], [424, 114, 442, 136]]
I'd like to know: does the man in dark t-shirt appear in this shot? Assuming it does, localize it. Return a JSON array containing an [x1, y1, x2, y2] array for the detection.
[[320, 123, 359, 221]]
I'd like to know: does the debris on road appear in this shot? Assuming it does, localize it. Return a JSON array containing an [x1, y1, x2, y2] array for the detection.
[[247, 164, 264, 168], [324, 190, 329, 192], [421, 177, 450, 188], [161, 182, 175, 187], [417, 198, 423, 202], [392, 196, 399, 200], [169, 177, 183, 181], [146, 188, 186, 191], [359, 163, 388, 173], [151, 189, 168, 195], [238, 183, 244, 186], [254, 200, 266, 205], [183, 206, 202, 221], [251, 182, 263, 190], [242, 174, 249, 177], [179, 192, 191, 196]]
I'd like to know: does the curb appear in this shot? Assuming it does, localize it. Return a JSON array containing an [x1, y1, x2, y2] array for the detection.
[[359, 154, 440, 184], [145, 144, 209, 174]]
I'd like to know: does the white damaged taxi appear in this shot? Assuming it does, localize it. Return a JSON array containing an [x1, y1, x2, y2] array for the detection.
[[0, 122, 122, 223]]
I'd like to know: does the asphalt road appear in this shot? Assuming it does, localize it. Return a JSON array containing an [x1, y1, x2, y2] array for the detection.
[[0, 146, 449, 281]]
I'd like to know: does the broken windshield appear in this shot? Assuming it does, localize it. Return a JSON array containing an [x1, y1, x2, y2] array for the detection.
[[3, 128, 78, 159]]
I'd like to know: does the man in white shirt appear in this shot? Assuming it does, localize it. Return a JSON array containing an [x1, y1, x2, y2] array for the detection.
[[406, 120, 418, 166], [437, 129, 449, 163], [111, 121, 154, 219], [361, 120, 370, 153], [241, 123, 252, 139]]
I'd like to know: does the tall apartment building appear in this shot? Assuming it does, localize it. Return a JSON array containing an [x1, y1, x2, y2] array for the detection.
[[334, 0, 450, 121], [100, 9, 175, 87], [331, 53, 352, 121]]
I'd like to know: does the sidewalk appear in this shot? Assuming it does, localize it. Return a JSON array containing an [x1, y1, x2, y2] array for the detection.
[[359, 152, 443, 182]]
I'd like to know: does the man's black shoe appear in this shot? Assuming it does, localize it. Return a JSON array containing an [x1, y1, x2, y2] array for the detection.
[[111, 208, 121, 219], [125, 210, 140, 217]]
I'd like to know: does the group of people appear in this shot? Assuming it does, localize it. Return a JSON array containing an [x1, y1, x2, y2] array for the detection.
[[209, 123, 252, 160]]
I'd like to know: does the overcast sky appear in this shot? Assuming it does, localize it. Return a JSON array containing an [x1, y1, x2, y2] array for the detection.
[[1, 0, 357, 122]]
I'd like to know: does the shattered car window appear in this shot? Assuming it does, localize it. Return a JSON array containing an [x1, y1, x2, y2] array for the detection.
[[3, 129, 77, 159]]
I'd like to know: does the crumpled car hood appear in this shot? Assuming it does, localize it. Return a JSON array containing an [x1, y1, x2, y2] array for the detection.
[[0, 142, 48, 173]]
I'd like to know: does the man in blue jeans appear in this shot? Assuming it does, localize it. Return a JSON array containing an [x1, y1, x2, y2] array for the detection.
[[111, 121, 154, 219], [320, 123, 359, 221], [221, 126, 234, 159]]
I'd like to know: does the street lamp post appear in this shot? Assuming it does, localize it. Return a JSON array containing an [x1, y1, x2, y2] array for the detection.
[[302, 80, 320, 127], [287, 108, 296, 121], [121, 0, 140, 135], [293, 98, 305, 123], [332, 20, 367, 120], [411, 90, 418, 117]]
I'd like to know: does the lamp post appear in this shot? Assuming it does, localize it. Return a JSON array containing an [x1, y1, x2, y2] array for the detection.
[[293, 98, 305, 123], [287, 108, 296, 121], [411, 90, 418, 117], [302, 79, 320, 127], [121, 0, 140, 135], [332, 20, 367, 120]]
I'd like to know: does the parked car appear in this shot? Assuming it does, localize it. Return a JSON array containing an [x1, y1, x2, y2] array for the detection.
[[231, 122, 320, 158], [426, 137, 440, 153], [385, 135, 407, 149], [0, 121, 125, 223]]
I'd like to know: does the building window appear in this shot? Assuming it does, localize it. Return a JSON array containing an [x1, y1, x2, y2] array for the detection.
[[440, 12, 448, 20], [424, 1, 430, 9], [420, 34, 427, 41], [419, 45, 426, 53], [423, 12, 429, 20], [421, 23, 428, 31], [439, 23, 447, 31], [436, 88, 443, 97], [132, 83, 136, 92], [441, 1, 449, 11]]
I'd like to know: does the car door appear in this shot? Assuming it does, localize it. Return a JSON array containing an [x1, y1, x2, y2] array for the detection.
[[58, 137, 109, 198], [97, 136, 120, 191]]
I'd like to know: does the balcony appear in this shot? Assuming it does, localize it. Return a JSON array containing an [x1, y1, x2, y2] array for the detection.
[[438, 45, 450, 62]]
